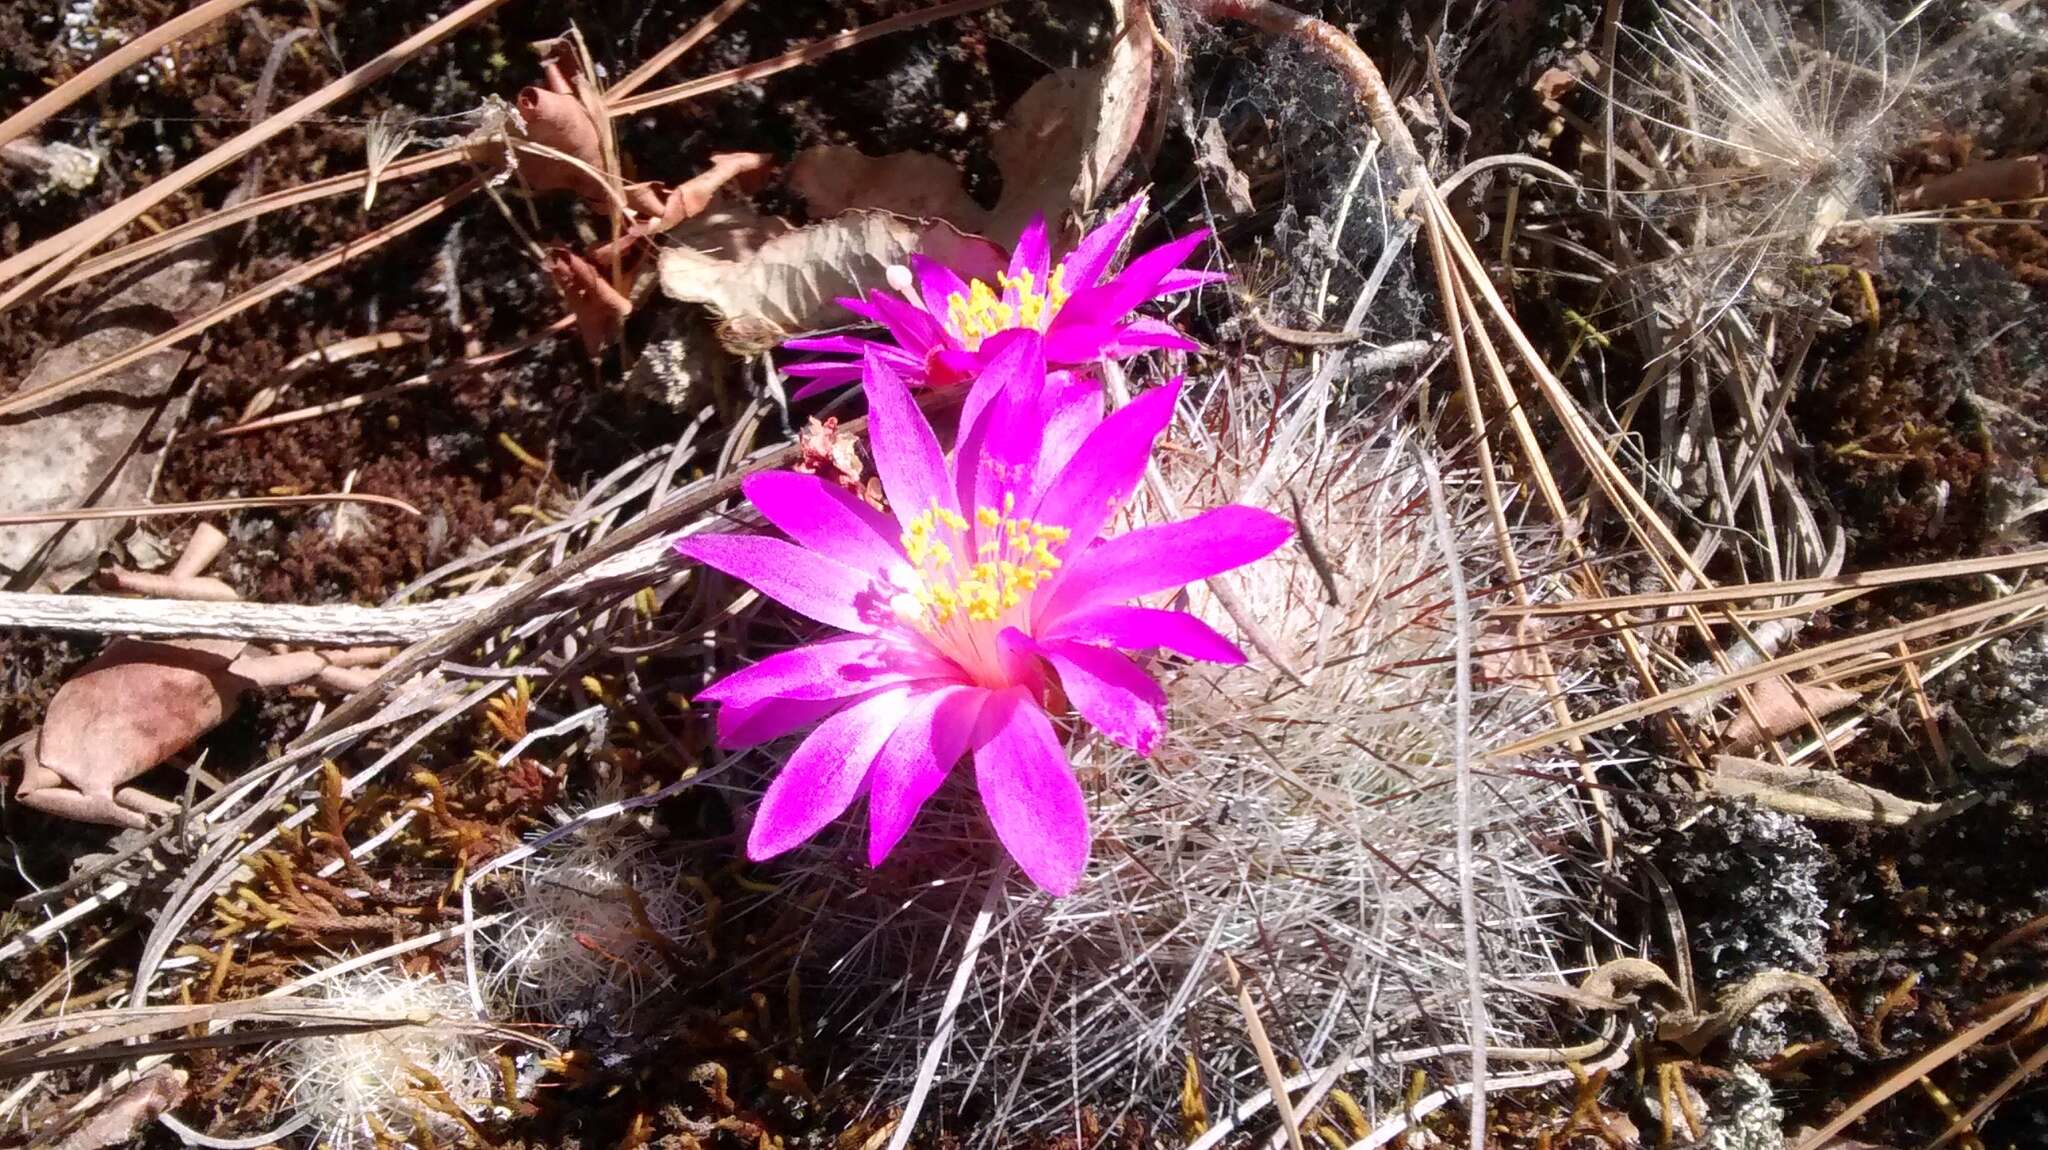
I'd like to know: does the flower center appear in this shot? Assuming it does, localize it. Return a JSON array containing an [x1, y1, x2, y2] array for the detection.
[[894, 494, 1071, 632], [943, 267, 1071, 351]]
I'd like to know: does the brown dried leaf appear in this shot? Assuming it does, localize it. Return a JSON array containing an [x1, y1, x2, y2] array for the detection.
[[1708, 755, 1967, 827], [668, 200, 794, 264], [1532, 66, 1580, 103], [647, 151, 775, 233], [36, 638, 251, 791], [788, 146, 987, 229], [657, 211, 1002, 354], [1717, 677, 1862, 749], [0, 241, 224, 591], [514, 84, 607, 200], [986, 0, 1154, 241], [545, 246, 633, 356], [785, 0, 1153, 246]]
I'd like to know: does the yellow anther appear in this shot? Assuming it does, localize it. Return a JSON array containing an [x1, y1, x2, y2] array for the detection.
[[893, 496, 1072, 636], [942, 266, 1074, 350]]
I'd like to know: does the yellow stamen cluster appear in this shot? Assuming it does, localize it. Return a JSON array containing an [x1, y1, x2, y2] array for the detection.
[[898, 494, 1072, 626], [943, 267, 1071, 350]]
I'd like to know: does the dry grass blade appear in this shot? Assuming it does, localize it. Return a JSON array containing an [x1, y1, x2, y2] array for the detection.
[[0, 178, 482, 417], [0, 494, 420, 526], [608, 0, 1000, 115], [0, 534, 659, 644], [209, 318, 574, 439], [1926, 1034, 2048, 1149], [0, 0, 258, 152], [1420, 448, 1488, 1150], [0, 0, 508, 311], [1504, 547, 2048, 617], [0, 997, 429, 1075], [1792, 984, 2048, 1150], [7, 0, 986, 320], [1492, 583, 2048, 758], [1227, 959, 1305, 1150], [34, 149, 468, 297], [881, 861, 1009, 1150]]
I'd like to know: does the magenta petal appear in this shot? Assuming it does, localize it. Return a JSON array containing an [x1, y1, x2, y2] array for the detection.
[[743, 470, 905, 577], [866, 685, 987, 866], [1041, 322, 1122, 364], [1098, 315, 1200, 356], [1039, 639, 1166, 756], [677, 533, 881, 634], [1054, 229, 1213, 333], [1154, 268, 1228, 295], [747, 688, 912, 860], [786, 343, 922, 379], [1030, 378, 1180, 547], [955, 328, 1044, 457], [862, 350, 959, 531], [910, 255, 973, 331], [868, 288, 945, 354], [954, 331, 1050, 516], [838, 296, 885, 324], [995, 626, 1051, 697], [719, 693, 855, 749], [782, 334, 873, 355], [1038, 504, 1295, 621], [784, 361, 866, 379], [1043, 605, 1246, 664], [1035, 373, 1105, 486], [1058, 195, 1145, 290], [790, 374, 854, 400], [699, 634, 953, 709], [972, 688, 1089, 895], [1006, 215, 1052, 288]]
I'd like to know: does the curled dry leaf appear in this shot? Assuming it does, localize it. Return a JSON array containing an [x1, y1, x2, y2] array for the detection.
[[1708, 755, 1969, 828], [1717, 676, 1862, 749], [1578, 957, 1683, 1008], [784, 0, 1155, 245], [546, 246, 634, 356], [17, 527, 395, 827], [657, 211, 1003, 354], [0, 241, 225, 592], [515, 83, 607, 200], [1578, 959, 1857, 1058], [644, 151, 775, 233], [1658, 970, 1860, 1057]]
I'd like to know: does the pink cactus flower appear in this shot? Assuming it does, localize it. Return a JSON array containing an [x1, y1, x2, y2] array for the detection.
[[675, 333, 1290, 894], [781, 196, 1224, 398]]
